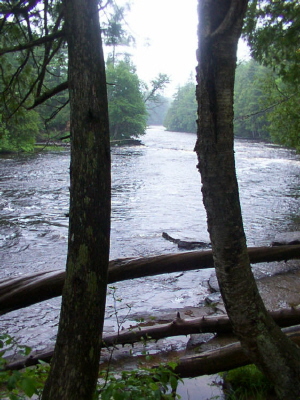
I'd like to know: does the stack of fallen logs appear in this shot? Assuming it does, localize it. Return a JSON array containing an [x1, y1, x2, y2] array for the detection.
[[1, 242, 300, 378]]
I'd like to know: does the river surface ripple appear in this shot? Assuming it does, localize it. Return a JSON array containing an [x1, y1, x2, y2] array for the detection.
[[1, 126, 300, 353]]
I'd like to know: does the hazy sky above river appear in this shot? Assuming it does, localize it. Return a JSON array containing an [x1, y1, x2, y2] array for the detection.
[[111, 0, 250, 97]]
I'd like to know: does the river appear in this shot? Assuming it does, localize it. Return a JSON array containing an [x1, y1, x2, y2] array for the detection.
[[1, 126, 300, 398]]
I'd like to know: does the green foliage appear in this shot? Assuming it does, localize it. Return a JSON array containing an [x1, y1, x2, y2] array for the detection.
[[0, 109, 41, 153], [162, 60, 300, 150], [234, 60, 271, 139], [241, 1, 300, 149], [234, 59, 300, 148], [143, 74, 170, 104], [243, 0, 300, 84], [103, 3, 134, 50], [261, 77, 300, 150], [0, 333, 181, 400], [106, 59, 147, 140], [36, 51, 69, 141], [98, 363, 181, 400], [223, 364, 274, 400], [0, 334, 49, 399], [164, 81, 197, 133], [0, 0, 68, 150]]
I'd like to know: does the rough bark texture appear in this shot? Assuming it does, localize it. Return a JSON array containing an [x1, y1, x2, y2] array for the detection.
[[195, 1, 300, 398], [2, 245, 300, 315], [41, 1, 111, 399]]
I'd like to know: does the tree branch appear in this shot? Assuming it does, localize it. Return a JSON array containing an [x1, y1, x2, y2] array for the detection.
[[27, 81, 69, 109], [0, 30, 64, 56]]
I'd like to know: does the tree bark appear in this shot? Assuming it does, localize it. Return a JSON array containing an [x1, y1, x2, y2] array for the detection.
[[1, 245, 300, 315], [41, 1, 111, 399], [195, 1, 300, 398]]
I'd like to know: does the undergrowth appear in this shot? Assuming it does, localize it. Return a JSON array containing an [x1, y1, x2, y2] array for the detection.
[[0, 334, 181, 399], [222, 364, 275, 400]]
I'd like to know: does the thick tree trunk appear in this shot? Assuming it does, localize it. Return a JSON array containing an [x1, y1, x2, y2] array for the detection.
[[195, 1, 300, 398], [41, 1, 111, 399], [1, 245, 300, 315]]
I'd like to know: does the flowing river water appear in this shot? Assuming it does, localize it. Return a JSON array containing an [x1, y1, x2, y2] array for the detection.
[[1, 126, 300, 399]]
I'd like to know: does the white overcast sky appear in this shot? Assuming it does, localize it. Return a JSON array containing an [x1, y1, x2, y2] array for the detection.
[[110, 0, 250, 97]]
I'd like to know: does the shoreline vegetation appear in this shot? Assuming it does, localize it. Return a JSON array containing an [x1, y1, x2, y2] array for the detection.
[[0, 129, 294, 157]]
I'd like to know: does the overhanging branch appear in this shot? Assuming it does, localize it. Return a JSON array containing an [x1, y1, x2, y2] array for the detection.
[[0, 30, 65, 56], [27, 81, 69, 109]]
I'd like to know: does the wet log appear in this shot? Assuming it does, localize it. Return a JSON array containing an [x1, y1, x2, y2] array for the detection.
[[104, 307, 300, 346], [4, 308, 300, 371], [162, 232, 211, 249], [1, 244, 300, 315], [174, 325, 300, 378]]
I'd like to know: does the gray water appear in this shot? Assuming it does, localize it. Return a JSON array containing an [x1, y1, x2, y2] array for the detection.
[[1, 126, 300, 398]]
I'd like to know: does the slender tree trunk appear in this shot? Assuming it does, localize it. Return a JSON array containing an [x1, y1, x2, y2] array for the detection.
[[195, 1, 300, 398], [42, 1, 111, 399]]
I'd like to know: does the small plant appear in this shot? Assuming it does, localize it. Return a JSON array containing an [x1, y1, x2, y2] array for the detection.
[[0, 334, 49, 399], [97, 362, 182, 400], [222, 364, 275, 400]]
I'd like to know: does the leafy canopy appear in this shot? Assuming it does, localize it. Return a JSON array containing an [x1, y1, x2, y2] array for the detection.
[[164, 81, 197, 133], [107, 59, 147, 140], [243, 0, 300, 84]]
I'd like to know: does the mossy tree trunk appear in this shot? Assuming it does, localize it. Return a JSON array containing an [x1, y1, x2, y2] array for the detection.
[[41, 1, 111, 399], [195, 1, 300, 398]]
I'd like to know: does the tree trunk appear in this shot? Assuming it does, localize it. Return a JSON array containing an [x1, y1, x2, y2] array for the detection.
[[1, 245, 300, 315], [41, 1, 111, 399], [195, 1, 300, 398]]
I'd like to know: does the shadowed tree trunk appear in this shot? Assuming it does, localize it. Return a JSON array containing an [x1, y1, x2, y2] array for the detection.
[[195, 0, 300, 398], [41, 1, 111, 399]]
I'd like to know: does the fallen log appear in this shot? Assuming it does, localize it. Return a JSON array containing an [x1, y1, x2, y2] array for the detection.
[[7, 326, 300, 380], [104, 307, 300, 346], [4, 308, 300, 371], [162, 232, 211, 249], [174, 325, 300, 378], [1, 245, 300, 315]]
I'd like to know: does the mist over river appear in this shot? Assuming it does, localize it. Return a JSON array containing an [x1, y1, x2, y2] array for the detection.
[[1, 126, 300, 391]]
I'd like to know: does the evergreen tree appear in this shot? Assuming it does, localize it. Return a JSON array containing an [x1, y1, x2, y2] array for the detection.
[[164, 81, 197, 133], [102, 2, 134, 66], [243, 0, 300, 84], [234, 60, 270, 139], [106, 58, 147, 140], [242, 0, 300, 150], [261, 74, 300, 150]]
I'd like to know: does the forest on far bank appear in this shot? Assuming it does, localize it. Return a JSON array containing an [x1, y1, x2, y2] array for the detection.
[[163, 59, 300, 150], [1, 0, 299, 153]]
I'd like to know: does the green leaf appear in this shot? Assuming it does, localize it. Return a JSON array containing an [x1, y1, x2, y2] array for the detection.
[[19, 376, 38, 397]]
